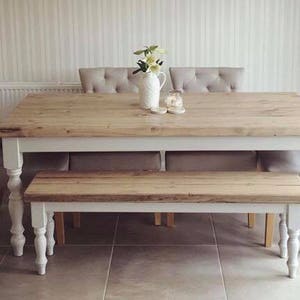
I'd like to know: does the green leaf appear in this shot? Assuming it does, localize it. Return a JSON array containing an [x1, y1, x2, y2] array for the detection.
[[133, 50, 144, 55], [149, 45, 158, 51]]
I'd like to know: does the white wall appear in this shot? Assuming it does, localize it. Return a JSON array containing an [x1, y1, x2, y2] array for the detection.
[[0, 0, 299, 91]]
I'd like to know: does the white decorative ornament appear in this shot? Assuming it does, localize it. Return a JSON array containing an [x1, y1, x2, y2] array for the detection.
[[165, 90, 185, 114], [139, 72, 166, 109]]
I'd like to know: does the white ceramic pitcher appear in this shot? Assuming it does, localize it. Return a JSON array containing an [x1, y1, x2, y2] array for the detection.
[[138, 72, 167, 109]]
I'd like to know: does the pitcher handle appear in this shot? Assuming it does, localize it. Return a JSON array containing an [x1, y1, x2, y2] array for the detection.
[[159, 72, 167, 90]]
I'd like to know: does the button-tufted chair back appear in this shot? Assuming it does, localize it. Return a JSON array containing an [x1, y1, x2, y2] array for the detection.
[[169, 67, 244, 93], [79, 67, 141, 93]]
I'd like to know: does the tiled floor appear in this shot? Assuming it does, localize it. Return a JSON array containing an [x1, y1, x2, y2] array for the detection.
[[0, 205, 300, 300]]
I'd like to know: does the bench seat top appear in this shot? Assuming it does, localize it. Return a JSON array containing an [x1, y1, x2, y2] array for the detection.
[[24, 171, 300, 204]]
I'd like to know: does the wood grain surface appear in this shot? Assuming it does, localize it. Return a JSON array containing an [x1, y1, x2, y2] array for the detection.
[[24, 171, 300, 203], [1, 92, 300, 137]]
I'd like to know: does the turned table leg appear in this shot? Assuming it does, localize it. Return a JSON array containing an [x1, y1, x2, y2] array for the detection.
[[46, 212, 55, 256], [287, 204, 300, 279], [279, 213, 288, 259], [287, 229, 300, 279], [32, 203, 48, 275], [7, 168, 25, 256], [34, 227, 48, 275]]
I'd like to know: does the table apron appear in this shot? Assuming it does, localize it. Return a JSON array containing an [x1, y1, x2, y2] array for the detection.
[[34, 202, 287, 214], [6, 136, 300, 152]]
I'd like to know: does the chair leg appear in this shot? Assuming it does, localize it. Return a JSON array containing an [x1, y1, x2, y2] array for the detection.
[[248, 213, 256, 228], [265, 213, 275, 248], [72, 212, 81, 228], [154, 213, 162, 226], [167, 213, 175, 227], [54, 212, 65, 245]]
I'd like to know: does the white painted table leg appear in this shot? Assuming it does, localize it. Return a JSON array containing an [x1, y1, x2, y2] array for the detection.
[[7, 168, 25, 256], [34, 227, 48, 275], [287, 229, 300, 278], [46, 212, 55, 256], [279, 213, 288, 259]]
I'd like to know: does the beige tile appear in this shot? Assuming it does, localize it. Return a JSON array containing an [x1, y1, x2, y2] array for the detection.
[[116, 213, 215, 245], [64, 212, 118, 244], [0, 273, 105, 300], [213, 213, 279, 247], [105, 245, 226, 300], [0, 246, 111, 300], [219, 245, 300, 300]]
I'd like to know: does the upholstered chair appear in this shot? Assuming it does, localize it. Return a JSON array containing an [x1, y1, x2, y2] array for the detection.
[[258, 151, 300, 173], [74, 68, 161, 173], [60, 68, 161, 241], [166, 67, 273, 247], [166, 68, 255, 172]]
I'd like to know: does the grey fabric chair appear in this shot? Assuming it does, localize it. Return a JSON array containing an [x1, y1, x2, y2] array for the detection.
[[165, 67, 267, 236], [66, 68, 161, 233], [71, 67, 161, 172], [166, 67, 256, 172], [79, 67, 140, 93], [258, 151, 300, 173], [169, 67, 243, 93]]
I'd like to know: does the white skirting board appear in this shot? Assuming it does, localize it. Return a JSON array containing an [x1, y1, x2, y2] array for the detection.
[[0, 82, 82, 120]]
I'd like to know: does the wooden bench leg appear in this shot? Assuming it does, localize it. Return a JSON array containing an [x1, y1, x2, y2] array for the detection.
[[72, 212, 81, 228], [265, 213, 275, 248], [248, 213, 255, 228], [167, 213, 175, 227], [54, 212, 65, 245], [154, 213, 162, 226]]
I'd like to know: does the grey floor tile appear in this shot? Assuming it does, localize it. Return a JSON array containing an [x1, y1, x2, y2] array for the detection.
[[219, 245, 300, 300], [105, 245, 226, 300], [213, 213, 279, 247], [116, 213, 215, 245], [0, 246, 111, 300]]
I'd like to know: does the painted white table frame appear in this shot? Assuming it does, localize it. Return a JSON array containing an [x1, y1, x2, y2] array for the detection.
[[3, 136, 300, 277]]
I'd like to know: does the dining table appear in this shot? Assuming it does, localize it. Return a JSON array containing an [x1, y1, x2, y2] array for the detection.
[[1, 92, 300, 257]]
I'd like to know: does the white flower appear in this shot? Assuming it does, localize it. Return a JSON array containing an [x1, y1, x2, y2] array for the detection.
[[146, 54, 157, 66], [149, 64, 161, 74]]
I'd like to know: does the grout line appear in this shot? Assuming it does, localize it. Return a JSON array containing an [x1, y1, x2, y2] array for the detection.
[[210, 214, 228, 300], [102, 214, 119, 300], [113, 243, 216, 247]]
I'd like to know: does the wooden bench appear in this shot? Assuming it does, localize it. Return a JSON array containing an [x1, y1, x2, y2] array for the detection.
[[24, 171, 300, 278]]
